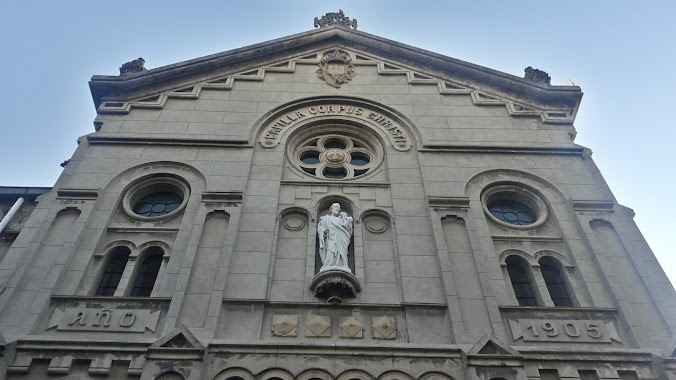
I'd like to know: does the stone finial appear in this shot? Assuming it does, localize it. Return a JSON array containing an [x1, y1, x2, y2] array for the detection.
[[119, 58, 147, 75], [524, 66, 551, 84], [314, 10, 358, 30]]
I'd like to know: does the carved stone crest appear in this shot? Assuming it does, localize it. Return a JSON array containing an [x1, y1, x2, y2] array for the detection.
[[314, 10, 358, 30], [317, 50, 356, 88], [119, 58, 147, 75], [524, 66, 551, 84]]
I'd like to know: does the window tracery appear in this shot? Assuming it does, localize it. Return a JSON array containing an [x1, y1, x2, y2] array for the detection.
[[290, 130, 382, 181]]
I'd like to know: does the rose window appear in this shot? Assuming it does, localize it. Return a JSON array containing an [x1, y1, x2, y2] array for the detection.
[[295, 134, 378, 180], [487, 200, 536, 226], [132, 192, 183, 217], [481, 184, 549, 229]]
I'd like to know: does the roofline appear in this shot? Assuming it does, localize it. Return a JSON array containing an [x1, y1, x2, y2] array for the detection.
[[89, 26, 582, 116], [0, 186, 52, 201]]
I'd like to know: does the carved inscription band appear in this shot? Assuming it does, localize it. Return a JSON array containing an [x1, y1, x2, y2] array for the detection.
[[259, 104, 412, 151], [47, 307, 161, 333], [507, 318, 621, 343]]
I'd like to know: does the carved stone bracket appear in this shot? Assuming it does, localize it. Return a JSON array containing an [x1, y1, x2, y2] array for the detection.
[[310, 270, 361, 304], [314, 10, 358, 30], [524, 66, 551, 84]]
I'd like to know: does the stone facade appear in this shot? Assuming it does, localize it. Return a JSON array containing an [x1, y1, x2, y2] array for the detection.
[[1, 21, 675, 380]]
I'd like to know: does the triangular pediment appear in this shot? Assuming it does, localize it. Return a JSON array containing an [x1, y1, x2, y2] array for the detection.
[[468, 334, 519, 356], [90, 26, 581, 123], [150, 325, 204, 350]]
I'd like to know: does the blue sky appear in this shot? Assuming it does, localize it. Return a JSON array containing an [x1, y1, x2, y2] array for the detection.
[[1, 2, 674, 284]]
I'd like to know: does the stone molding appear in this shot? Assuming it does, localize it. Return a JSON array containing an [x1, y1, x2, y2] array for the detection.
[[428, 196, 470, 209], [201, 191, 243, 204], [419, 145, 585, 155], [90, 26, 582, 115], [87, 134, 251, 148], [572, 199, 615, 212], [95, 48, 575, 125], [281, 180, 390, 188], [55, 188, 99, 200]]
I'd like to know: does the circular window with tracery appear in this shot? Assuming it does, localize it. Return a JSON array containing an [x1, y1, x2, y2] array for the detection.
[[293, 133, 380, 180], [481, 184, 548, 229], [122, 176, 190, 221]]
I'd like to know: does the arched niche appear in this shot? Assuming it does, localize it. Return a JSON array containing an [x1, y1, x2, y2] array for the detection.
[[314, 196, 357, 274]]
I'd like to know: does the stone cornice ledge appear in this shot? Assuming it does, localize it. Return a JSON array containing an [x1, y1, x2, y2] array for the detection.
[[420, 145, 584, 155], [202, 191, 243, 203], [514, 346, 654, 362], [208, 340, 463, 358], [222, 299, 447, 309], [491, 235, 563, 243], [281, 180, 390, 188], [56, 188, 99, 200], [15, 336, 154, 352], [89, 27, 582, 116], [107, 225, 180, 234], [428, 196, 470, 209], [499, 305, 618, 313], [51, 295, 172, 302], [87, 134, 251, 148], [572, 199, 615, 211]]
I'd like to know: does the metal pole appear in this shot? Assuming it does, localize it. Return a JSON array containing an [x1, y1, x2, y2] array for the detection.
[[0, 197, 25, 234]]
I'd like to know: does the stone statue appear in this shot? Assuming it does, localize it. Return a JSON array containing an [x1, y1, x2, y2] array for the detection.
[[317, 203, 353, 273]]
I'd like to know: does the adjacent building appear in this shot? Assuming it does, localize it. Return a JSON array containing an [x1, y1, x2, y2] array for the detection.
[[1, 12, 674, 380]]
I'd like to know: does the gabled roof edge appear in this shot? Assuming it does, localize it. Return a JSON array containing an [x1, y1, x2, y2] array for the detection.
[[89, 25, 582, 116]]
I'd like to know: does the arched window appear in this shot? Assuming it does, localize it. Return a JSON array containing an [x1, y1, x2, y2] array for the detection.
[[131, 247, 164, 297], [539, 257, 573, 307], [96, 247, 130, 296], [505, 255, 538, 306]]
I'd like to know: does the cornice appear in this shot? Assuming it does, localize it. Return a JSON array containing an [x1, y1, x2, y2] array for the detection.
[[89, 26, 582, 121]]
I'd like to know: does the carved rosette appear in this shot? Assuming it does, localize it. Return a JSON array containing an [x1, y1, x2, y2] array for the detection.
[[310, 269, 361, 304], [317, 50, 356, 88]]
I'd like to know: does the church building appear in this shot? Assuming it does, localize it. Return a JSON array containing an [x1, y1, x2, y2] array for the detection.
[[0, 11, 674, 380]]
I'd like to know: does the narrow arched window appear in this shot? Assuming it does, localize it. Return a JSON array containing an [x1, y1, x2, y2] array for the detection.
[[131, 247, 164, 297], [506, 255, 538, 306], [96, 247, 130, 296], [539, 256, 573, 307]]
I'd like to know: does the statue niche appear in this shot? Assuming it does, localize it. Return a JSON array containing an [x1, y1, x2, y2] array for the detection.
[[311, 202, 360, 303], [317, 203, 353, 273]]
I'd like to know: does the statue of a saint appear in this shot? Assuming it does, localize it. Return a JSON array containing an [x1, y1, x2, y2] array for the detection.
[[317, 203, 353, 273]]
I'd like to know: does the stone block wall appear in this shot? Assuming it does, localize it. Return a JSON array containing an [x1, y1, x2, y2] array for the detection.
[[0, 46, 674, 380]]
